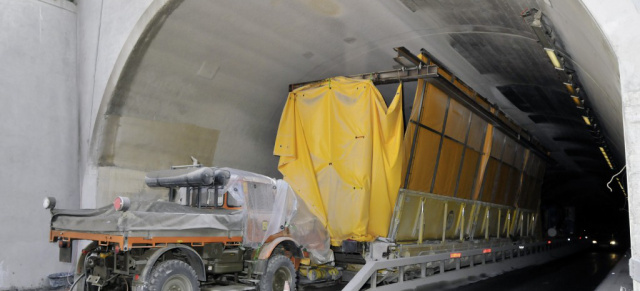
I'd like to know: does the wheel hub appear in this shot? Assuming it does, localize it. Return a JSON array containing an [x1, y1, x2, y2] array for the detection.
[[162, 274, 192, 291], [273, 267, 292, 290]]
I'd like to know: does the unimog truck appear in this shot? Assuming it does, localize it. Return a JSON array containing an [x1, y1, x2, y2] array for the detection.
[[45, 166, 337, 291]]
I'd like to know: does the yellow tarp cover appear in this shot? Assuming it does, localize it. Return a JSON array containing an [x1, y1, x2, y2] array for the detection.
[[274, 77, 404, 245]]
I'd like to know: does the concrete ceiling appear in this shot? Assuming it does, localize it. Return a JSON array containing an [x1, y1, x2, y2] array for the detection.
[[95, 0, 624, 205]]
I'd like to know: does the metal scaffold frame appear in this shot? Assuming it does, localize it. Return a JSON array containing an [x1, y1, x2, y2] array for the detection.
[[342, 240, 581, 291]]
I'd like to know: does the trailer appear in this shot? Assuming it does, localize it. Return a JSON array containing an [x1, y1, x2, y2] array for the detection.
[[279, 47, 581, 290]]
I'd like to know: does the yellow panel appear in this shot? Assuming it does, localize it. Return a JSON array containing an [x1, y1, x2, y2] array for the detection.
[[486, 207, 502, 237], [408, 79, 427, 122], [444, 201, 465, 239], [502, 137, 517, 166], [479, 159, 499, 202], [394, 194, 423, 242], [490, 130, 506, 158], [433, 139, 464, 196], [406, 129, 441, 193], [394, 193, 463, 242], [492, 164, 512, 203], [456, 150, 480, 200], [419, 84, 448, 132], [467, 114, 487, 151], [528, 181, 542, 210], [514, 148, 526, 170], [401, 122, 417, 186], [421, 200, 448, 240], [517, 175, 532, 208], [526, 155, 539, 175], [506, 170, 522, 206], [444, 99, 471, 142], [496, 167, 518, 205]]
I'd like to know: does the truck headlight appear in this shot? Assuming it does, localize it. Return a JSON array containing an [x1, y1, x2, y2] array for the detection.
[[43, 197, 56, 209], [592, 240, 597, 244], [610, 240, 617, 246]]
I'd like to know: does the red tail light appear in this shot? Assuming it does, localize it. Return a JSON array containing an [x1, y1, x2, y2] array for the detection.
[[58, 240, 69, 248], [114, 196, 131, 211]]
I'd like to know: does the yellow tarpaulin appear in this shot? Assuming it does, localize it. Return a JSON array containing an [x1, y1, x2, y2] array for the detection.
[[274, 77, 404, 245]]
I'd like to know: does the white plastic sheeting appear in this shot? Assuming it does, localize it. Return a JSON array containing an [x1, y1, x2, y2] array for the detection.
[[221, 168, 333, 264]]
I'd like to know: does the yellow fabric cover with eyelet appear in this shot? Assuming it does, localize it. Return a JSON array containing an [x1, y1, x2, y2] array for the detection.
[[274, 77, 404, 245]]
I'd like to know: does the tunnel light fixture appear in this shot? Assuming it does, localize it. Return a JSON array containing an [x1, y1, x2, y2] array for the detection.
[[599, 147, 614, 169], [544, 48, 563, 70], [582, 116, 591, 126], [564, 82, 576, 95], [571, 95, 583, 108], [616, 178, 627, 196]]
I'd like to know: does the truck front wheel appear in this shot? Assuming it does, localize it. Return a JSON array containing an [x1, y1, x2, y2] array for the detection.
[[149, 260, 200, 291], [259, 255, 296, 291]]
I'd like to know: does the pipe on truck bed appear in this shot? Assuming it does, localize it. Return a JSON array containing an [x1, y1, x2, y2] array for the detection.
[[145, 167, 216, 187]]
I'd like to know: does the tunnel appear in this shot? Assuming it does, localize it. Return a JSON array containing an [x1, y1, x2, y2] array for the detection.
[[1, 0, 639, 289]]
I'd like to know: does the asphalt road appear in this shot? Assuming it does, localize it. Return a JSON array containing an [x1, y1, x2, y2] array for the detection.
[[444, 249, 623, 291]]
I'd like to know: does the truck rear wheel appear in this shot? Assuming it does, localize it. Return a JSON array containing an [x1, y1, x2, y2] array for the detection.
[[149, 260, 200, 291], [259, 255, 296, 291]]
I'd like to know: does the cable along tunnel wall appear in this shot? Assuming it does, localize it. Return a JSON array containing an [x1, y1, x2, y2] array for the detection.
[[395, 56, 546, 244]]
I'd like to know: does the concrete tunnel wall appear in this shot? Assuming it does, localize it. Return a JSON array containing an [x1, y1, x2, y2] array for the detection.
[[0, 0, 78, 288], [0, 0, 154, 288], [582, 1, 640, 289], [0, 0, 638, 288]]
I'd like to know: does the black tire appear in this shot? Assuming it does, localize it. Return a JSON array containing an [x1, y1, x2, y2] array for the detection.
[[259, 255, 297, 291], [149, 260, 200, 291]]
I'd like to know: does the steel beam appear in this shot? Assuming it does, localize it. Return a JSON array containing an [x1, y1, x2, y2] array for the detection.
[[289, 65, 438, 91]]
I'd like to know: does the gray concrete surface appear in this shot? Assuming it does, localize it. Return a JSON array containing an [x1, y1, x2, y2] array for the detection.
[[0, 0, 78, 288], [581, 0, 640, 289]]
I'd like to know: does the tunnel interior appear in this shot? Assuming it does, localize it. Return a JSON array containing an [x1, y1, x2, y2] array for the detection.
[[90, 0, 628, 243]]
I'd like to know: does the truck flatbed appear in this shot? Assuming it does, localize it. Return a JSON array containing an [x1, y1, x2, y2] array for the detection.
[[50, 200, 244, 250]]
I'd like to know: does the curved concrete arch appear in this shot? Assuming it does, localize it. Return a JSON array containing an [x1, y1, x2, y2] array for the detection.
[[82, 0, 628, 209], [82, 0, 185, 207], [91, 0, 183, 163]]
